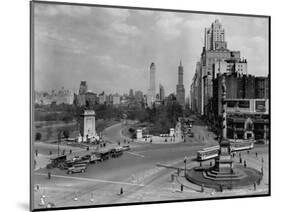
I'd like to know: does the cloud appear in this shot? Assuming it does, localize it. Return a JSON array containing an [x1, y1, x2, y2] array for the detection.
[[34, 3, 92, 17], [156, 13, 184, 40], [111, 22, 140, 36], [33, 3, 269, 95]]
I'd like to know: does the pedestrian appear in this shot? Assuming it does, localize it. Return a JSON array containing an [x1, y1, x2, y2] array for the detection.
[[120, 187, 123, 195], [200, 162, 202, 167], [239, 157, 242, 164], [118, 141, 120, 146], [69, 149, 72, 154], [87, 146, 90, 151], [254, 183, 257, 191], [181, 184, 184, 192], [48, 172, 51, 180], [201, 184, 204, 193], [256, 152, 258, 157], [244, 160, 247, 168], [35, 149, 38, 157], [90, 192, 94, 202]]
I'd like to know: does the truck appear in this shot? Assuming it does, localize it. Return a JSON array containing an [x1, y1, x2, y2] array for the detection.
[[47, 155, 67, 169]]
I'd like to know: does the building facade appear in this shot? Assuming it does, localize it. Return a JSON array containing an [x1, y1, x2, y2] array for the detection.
[[147, 62, 156, 108], [35, 88, 74, 105], [176, 61, 185, 107]]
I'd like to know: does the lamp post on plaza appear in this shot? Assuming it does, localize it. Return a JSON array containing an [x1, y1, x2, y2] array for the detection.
[[57, 131, 61, 156], [184, 156, 188, 176]]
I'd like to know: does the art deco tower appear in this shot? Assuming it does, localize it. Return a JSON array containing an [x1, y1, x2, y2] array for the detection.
[[147, 62, 156, 108], [176, 60, 185, 107]]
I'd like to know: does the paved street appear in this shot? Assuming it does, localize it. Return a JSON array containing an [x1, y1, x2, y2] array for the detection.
[[33, 120, 268, 208]]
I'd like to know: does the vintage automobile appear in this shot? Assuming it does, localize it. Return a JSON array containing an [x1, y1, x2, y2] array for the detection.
[[121, 145, 130, 151], [110, 147, 123, 158], [67, 164, 87, 174]]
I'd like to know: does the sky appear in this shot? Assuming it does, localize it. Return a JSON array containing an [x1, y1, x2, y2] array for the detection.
[[34, 3, 269, 96]]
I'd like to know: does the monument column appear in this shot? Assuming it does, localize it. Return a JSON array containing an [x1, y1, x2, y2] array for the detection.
[[80, 110, 96, 142]]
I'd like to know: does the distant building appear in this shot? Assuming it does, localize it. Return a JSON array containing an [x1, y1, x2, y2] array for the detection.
[[113, 93, 120, 105], [147, 63, 156, 108], [85, 91, 98, 107], [79, 81, 88, 95], [255, 77, 269, 99], [176, 60, 185, 107], [35, 87, 74, 105], [159, 84, 165, 101], [204, 19, 226, 51], [129, 89, 134, 98], [98, 91, 106, 105], [135, 90, 144, 103]]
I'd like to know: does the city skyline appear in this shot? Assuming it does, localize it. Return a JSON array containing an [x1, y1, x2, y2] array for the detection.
[[34, 3, 269, 95]]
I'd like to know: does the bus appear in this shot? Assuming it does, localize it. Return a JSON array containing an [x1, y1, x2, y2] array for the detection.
[[197, 145, 220, 161], [230, 141, 254, 152], [197, 141, 254, 161]]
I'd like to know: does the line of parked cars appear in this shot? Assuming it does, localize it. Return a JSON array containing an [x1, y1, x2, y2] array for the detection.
[[47, 145, 130, 174]]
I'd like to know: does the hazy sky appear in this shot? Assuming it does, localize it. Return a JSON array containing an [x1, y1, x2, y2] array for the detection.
[[34, 3, 269, 96]]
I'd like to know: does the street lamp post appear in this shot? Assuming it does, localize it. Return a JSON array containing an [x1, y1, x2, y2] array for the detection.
[[57, 131, 61, 156], [184, 156, 188, 177]]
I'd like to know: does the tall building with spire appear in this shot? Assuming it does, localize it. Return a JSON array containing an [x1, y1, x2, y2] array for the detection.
[[176, 60, 185, 107], [147, 62, 156, 108], [159, 84, 165, 101]]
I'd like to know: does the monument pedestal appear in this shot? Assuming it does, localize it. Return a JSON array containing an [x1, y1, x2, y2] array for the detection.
[[204, 138, 245, 181]]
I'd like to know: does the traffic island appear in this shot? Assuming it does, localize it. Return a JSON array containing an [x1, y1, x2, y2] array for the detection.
[[185, 164, 262, 191]]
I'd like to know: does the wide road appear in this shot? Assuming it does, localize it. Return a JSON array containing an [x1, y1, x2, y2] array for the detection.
[[34, 121, 217, 208]]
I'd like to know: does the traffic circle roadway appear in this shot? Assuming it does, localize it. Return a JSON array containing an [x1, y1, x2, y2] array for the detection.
[[33, 122, 268, 208]]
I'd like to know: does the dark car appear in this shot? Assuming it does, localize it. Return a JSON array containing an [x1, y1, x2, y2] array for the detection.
[[110, 148, 123, 158]]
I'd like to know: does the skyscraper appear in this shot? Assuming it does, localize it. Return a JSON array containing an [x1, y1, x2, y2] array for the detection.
[[159, 84, 165, 101], [204, 19, 226, 51], [147, 62, 156, 107], [79, 81, 88, 95], [176, 60, 185, 107]]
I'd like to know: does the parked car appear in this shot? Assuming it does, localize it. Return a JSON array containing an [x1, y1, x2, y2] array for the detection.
[[67, 164, 87, 174], [121, 145, 130, 151], [110, 148, 123, 158], [94, 150, 110, 161], [72, 156, 81, 162]]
